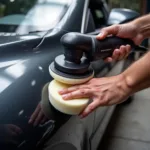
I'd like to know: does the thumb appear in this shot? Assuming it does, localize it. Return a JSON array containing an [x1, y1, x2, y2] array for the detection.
[[133, 34, 144, 45], [96, 25, 119, 40]]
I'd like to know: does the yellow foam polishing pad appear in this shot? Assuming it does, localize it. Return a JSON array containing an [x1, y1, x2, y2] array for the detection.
[[48, 80, 89, 115]]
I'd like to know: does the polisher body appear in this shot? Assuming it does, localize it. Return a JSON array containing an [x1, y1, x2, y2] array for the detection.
[[48, 32, 135, 115]]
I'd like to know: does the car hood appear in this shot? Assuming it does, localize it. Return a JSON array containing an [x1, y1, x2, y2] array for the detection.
[[0, 34, 41, 45]]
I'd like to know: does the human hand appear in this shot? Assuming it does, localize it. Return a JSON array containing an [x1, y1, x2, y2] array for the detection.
[[97, 22, 144, 62], [28, 103, 48, 126], [59, 74, 132, 118], [0, 124, 22, 145]]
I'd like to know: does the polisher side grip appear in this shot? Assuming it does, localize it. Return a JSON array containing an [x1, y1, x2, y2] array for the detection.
[[61, 32, 135, 62]]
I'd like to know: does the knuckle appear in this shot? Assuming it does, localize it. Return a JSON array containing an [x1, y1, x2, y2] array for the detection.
[[80, 89, 86, 94], [113, 25, 120, 33], [95, 87, 100, 92], [126, 44, 131, 48], [105, 99, 110, 105], [101, 27, 106, 32], [100, 100, 107, 105], [70, 92, 73, 97], [68, 93, 73, 97], [120, 45, 125, 49], [86, 85, 90, 89], [114, 24, 120, 28], [99, 98, 109, 105], [80, 89, 88, 95], [88, 105, 95, 112], [115, 49, 120, 55]]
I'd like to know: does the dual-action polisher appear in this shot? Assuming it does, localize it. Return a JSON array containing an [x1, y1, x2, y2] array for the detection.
[[48, 32, 136, 115], [49, 32, 135, 84]]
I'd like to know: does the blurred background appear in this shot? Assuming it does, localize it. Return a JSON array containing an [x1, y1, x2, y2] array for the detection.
[[0, 0, 148, 17], [108, 0, 141, 12], [107, 0, 150, 47], [108, 0, 149, 15]]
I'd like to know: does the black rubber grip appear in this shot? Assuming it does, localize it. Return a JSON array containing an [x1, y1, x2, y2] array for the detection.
[[61, 32, 135, 62], [91, 36, 135, 60]]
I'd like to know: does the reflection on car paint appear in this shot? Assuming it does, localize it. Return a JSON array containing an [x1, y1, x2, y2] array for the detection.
[[18, 110, 24, 116], [0, 75, 12, 93], [0, 60, 21, 68], [0, 62, 27, 93], [31, 80, 36, 87], [38, 66, 44, 72], [5, 63, 26, 79], [18, 140, 26, 148], [0, 124, 23, 145]]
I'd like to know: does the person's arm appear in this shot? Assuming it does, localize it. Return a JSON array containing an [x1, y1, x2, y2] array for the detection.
[[59, 51, 150, 118], [98, 14, 150, 62], [58, 14, 150, 118], [123, 51, 150, 93], [133, 14, 150, 39]]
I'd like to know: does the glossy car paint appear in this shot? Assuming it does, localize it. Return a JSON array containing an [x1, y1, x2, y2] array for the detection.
[[0, 0, 140, 150], [0, 1, 92, 149]]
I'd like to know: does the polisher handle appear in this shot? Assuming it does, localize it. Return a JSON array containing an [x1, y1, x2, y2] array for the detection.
[[61, 32, 135, 63], [90, 36, 135, 60]]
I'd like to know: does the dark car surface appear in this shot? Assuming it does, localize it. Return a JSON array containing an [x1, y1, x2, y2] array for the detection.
[[0, 0, 139, 150]]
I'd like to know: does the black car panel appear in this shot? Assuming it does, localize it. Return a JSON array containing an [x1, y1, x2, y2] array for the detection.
[[0, 0, 139, 150]]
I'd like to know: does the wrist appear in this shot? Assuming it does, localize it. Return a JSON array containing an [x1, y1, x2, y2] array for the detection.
[[117, 73, 134, 96], [132, 16, 150, 40]]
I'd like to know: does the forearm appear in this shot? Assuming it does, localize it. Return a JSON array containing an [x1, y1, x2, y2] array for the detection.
[[133, 14, 150, 39], [122, 51, 150, 94]]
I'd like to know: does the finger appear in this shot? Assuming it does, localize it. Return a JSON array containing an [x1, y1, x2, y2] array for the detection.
[[33, 111, 44, 126], [62, 89, 93, 100], [9, 124, 22, 134], [96, 25, 119, 40], [28, 103, 41, 124], [59, 86, 79, 95], [119, 45, 127, 60], [80, 99, 100, 118], [104, 57, 113, 63], [59, 84, 89, 95], [104, 49, 120, 62], [111, 49, 120, 61], [125, 44, 131, 58], [96, 31, 109, 40]]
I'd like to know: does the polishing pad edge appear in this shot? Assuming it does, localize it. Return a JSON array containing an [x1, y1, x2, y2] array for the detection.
[[49, 67, 94, 85]]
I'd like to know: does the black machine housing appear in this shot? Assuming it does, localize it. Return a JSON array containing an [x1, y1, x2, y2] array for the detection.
[[51, 32, 135, 78]]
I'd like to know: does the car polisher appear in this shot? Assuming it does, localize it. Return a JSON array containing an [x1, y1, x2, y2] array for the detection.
[[49, 32, 135, 84], [48, 32, 137, 115]]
